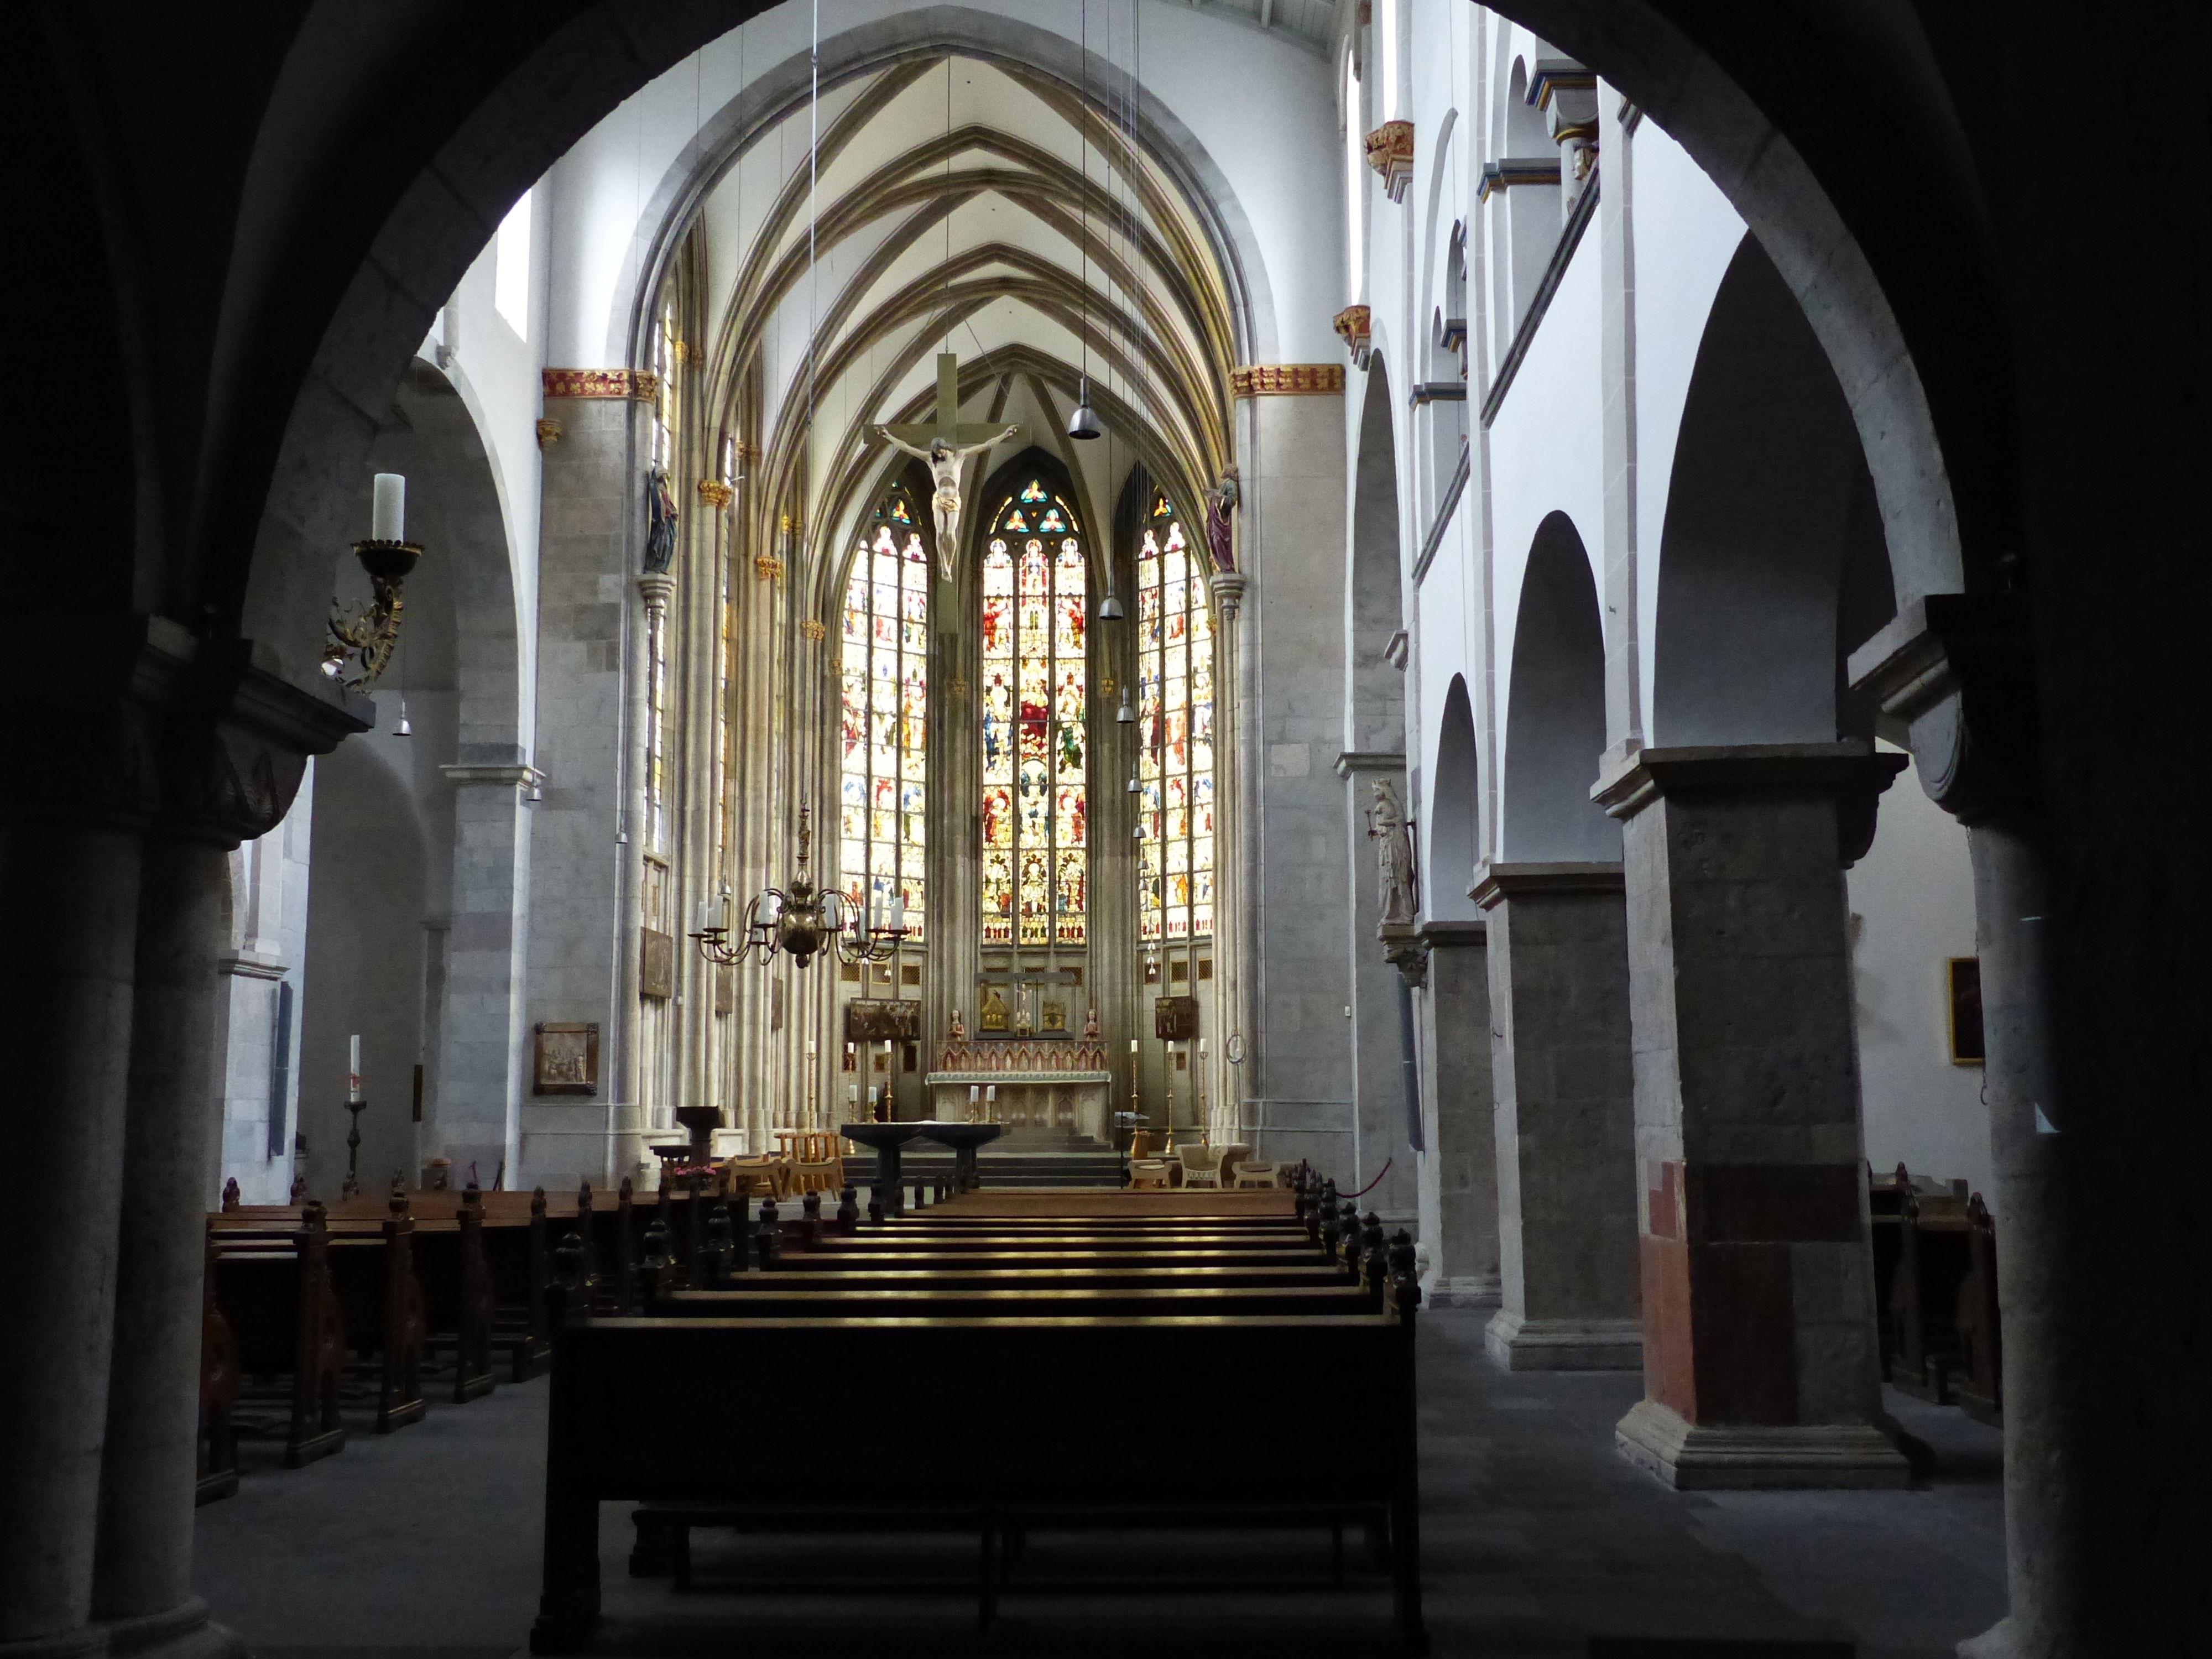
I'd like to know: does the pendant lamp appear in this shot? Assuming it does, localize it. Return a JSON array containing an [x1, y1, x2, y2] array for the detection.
[[1068, 375, 1103, 441]]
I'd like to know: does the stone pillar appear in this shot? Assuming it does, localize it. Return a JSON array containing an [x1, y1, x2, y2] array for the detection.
[[433, 764, 539, 1183], [526, 375, 647, 1184], [1342, 752, 1417, 1224], [0, 810, 144, 1651], [1415, 919, 1500, 1306], [92, 836, 237, 1658], [1597, 743, 1912, 1487], [1847, 596, 2070, 1654], [1234, 371, 1352, 1175], [93, 642, 362, 1659], [1472, 863, 1641, 1368]]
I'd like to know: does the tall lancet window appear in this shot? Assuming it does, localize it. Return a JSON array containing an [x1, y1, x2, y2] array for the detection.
[[1137, 493, 1214, 941], [840, 486, 931, 939], [980, 479, 1088, 946]]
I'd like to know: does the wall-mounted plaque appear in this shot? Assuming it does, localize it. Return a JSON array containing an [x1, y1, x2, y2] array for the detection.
[[1154, 995, 1200, 1042], [844, 998, 922, 1042], [639, 928, 675, 1000], [1947, 957, 1985, 1065], [534, 1022, 599, 1096]]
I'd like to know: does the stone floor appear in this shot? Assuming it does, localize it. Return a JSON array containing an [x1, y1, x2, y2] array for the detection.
[[194, 1307, 2006, 1658]]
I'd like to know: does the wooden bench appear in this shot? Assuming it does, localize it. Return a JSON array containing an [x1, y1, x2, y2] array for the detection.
[[530, 1275, 1423, 1651]]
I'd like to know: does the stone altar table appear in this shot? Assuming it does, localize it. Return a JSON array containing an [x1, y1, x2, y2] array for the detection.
[[924, 1072, 1114, 1141]]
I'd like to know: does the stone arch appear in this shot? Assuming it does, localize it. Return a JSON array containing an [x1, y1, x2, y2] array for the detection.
[[1501, 512, 1615, 861], [1348, 362, 1405, 755], [1428, 675, 1481, 919], [1652, 233, 1888, 747], [1487, 2, 1982, 612]]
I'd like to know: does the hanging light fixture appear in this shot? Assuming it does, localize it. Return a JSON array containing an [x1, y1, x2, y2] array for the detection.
[[1067, 376, 1103, 441], [395, 696, 413, 738], [1117, 682, 1136, 724]]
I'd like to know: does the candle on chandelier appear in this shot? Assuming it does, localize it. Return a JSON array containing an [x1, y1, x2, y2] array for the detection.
[[891, 895, 906, 930], [371, 473, 405, 541], [348, 1034, 363, 1102]]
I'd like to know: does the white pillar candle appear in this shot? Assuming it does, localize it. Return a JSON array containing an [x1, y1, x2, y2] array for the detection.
[[969, 1086, 980, 1105], [985, 1085, 997, 1103], [371, 473, 406, 541], [891, 895, 906, 930], [348, 1034, 363, 1102]]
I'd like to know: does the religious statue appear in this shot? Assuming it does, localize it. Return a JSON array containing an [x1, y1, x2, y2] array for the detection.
[[876, 427, 1020, 581], [1203, 466, 1240, 573], [643, 466, 679, 573], [1366, 777, 1418, 925], [948, 1009, 966, 1045], [1084, 1006, 1100, 1040]]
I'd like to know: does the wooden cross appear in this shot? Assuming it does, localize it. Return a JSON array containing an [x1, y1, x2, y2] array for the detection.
[[880, 352, 1023, 451]]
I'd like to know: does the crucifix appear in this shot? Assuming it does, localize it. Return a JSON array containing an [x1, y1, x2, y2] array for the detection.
[[874, 352, 1020, 581]]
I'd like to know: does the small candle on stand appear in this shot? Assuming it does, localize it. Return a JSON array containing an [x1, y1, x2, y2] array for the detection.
[[807, 1037, 817, 1058], [371, 473, 406, 541], [348, 1034, 363, 1102]]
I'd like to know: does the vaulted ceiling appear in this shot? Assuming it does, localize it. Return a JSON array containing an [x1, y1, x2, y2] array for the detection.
[[696, 49, 1248, 593]]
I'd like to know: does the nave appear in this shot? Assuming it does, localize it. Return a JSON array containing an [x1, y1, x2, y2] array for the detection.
[[191, 1247, 2004, 1658]]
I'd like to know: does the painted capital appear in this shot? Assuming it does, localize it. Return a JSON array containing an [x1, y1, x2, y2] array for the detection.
[[1333, 305, 1374, 369], [1230, 364, 1345, 397], [542, 367, 661, 401], [1364, 119, 1415, 204]]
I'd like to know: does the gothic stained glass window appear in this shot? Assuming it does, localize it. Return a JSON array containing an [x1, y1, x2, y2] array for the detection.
[[980, 480, 1088, 946], [1137, 493, 1214, 941], [839, 487, 929, 940]]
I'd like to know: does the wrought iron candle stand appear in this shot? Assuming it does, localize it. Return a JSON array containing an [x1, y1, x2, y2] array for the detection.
[[342, 1097, 368, 1199], [324, 538, 424, 690]]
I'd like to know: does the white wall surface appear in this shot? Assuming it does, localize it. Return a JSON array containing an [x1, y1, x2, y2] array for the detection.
[[1849, 746, 1994, 1204]]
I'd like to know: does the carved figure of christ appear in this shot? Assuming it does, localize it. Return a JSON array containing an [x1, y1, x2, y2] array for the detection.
[[874, 352, 1021, 581]]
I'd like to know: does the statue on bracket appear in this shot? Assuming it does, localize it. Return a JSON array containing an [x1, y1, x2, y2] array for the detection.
[[1366, 777, 1418, 926], [1203, 466, 1240, 573]]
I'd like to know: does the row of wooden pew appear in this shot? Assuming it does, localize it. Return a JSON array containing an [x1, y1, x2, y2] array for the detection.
[[199, 1172, 825, 1499], [1870, 1162, 2002, 1421], [529, 1168, 1431, 1653]]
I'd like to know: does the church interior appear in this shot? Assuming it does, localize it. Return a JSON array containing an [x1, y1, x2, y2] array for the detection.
[[6, 2, 2209, 1656]]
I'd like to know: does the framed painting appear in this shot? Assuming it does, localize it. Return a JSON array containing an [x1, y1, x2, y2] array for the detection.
[[534, 1022, 600, 1096], [1947, 957, 1986, 1066]]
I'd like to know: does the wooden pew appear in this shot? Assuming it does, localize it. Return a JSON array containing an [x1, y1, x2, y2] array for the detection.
[[212, 1201, 348, 1467], [196, 1220, 241, 1503], [1891, 1182, 1973, 1402], [1952, 1192, 2002, 1422], [529, 1238, 1425, 1652]]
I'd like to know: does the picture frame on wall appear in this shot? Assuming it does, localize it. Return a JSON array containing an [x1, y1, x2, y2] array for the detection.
[[534, 1022, 600, 1095], [1947, 957, 1986, 1066]]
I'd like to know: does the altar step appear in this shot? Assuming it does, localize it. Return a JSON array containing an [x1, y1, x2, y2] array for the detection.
[[841, 1146, 1125, 1190]]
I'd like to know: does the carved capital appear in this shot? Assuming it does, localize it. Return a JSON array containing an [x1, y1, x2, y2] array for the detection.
[[0, 618, 369, 845], [1230, 364, 1345, 397], [1592, 742, 1909, 868], [1846, 594, 2041, 828], [1378, 920, 1428, 989], [1364, 119, 1415, 203], [696, 478, 734, 508], [1333, 305, 1373, 369], [542, 368, 660, 401], [1208, 571, 1248, 622]]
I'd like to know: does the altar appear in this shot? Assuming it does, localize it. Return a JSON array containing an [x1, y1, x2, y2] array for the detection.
[[924, 1071, 1114, 1141]]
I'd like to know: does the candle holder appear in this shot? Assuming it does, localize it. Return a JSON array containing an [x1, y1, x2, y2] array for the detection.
[[323, 539, 424, 690], [342, 1097, 368, 1199]]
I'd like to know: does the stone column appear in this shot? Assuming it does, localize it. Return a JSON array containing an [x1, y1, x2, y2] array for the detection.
[[527, 375, 648, 1183], [432, 764, 539, 1183], [1472, 863, 1641, 1368], [1235, 370, 1352, 1175], [1415, 919, 1500, 1306], [1597, 743, 1911, 1487], [1342, 752, 1417, 1224], [0, 803, 145, 1651], [1848, 596, 2069, 1654], [91, 642, 362, 1659], [92, 836, 235, 1659]]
